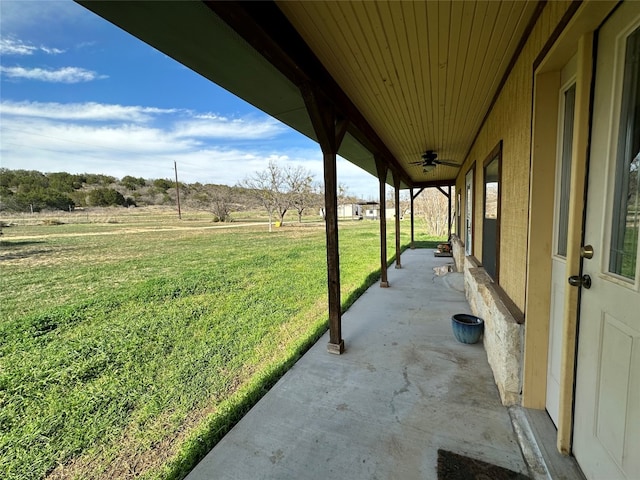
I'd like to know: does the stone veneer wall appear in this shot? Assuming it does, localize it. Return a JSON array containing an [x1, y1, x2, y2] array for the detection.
[[451, 236, 522, 406], [451, 235, 466, 273]]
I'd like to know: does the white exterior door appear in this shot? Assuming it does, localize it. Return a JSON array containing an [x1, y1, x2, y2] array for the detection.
[[547, 58, 576, 427], [465, 169, 473, 256], [573, 3, 640, 479]]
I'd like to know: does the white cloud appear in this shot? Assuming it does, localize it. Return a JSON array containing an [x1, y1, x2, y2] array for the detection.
[[0, 38, 36, 55], [0, 102, 285, 137], [0, 66, 105, 83], [0, 102, 282, 173], [0, 101, 380, 198], [1, 101, 176, 123], [173, 115, 285, 140], [1, 119, 264, 185], [40, 46, 65, 55], [0, 38, 65, 55]]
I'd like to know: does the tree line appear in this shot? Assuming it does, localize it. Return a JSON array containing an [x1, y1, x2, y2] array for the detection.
[[0, 162, 343, 226], [0, 169, 171, 212], [1, 166, 454, 236]]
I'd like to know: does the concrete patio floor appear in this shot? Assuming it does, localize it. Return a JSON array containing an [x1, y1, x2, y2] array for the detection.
[[186, 249, 571, 479]]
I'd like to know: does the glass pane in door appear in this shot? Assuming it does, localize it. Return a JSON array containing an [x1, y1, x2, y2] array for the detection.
[[609, 27, 640, 280], [465, 170, 473, 256], [557, 84, 576, 257]]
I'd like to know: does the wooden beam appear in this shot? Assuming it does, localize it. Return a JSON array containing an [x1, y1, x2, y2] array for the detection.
[[205, 1, 413, 188], [413, 179, 456, 189], [436, 185, 454, 237], [335, 117, 349, 149], [301, 85, 346, 355], [436, 186, 450, 198], [345, 131, 411, 188], [410, 187, 415, 249], [375, 156, 389, 287], [448, 185, 452, 239], [393, 170, 402, 269]]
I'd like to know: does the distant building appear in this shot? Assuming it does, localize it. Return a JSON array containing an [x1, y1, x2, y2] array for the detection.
[[360, 201, 379, 220], [337, 203, 363, 220]]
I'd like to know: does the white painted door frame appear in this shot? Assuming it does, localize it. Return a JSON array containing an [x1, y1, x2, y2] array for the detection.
[[465, 168, 473, 256], [547, 57, 577, 427]]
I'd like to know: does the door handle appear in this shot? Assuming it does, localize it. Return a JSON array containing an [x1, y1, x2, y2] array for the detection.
[[581, 245, 594, 259], [568, 274, 591, 289]]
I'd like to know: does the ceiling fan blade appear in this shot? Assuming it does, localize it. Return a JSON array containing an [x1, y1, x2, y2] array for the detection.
[[409, 161, 425, 165], [436, 160, 461, 167]]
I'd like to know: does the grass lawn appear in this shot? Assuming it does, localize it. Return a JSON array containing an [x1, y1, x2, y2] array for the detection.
[[0, 210, 443, 479]]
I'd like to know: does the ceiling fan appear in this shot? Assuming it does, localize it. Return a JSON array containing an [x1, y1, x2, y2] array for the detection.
[[409, 150, 460, 172]]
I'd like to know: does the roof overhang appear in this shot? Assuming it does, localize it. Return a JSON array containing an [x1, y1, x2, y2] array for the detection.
[[77, 1, 544, 190]]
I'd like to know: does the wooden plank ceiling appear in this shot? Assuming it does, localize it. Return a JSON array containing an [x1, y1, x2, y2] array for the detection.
[[77, 1, 541, 188], [277, 1, 540, 185]]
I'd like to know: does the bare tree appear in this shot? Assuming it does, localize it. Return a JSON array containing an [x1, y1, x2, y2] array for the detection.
[[386, 187, 395, 209], [239, 160, 280, 231], [286, 166, 315, 223], [239, 159, 315, 231], [210, 185, 234, 222], [414, 188, 450, 237], [316, 181, 327, 219], [186, 184, 235, 222], [338, 183, 348, 203], [338, 183, 359, 204], [399, 190, 410, 217], [385, 188, 410, 217]]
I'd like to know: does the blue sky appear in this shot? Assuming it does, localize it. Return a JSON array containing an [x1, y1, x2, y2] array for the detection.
[[0, 1, 379, 199]]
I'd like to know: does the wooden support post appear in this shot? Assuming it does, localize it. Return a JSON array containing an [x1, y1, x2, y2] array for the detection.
[[375, 155, 389, 287], [322, 149, 343, 355], [448, 185, 452, 240], [174, 161, 182, 220], [410, 188, 415, 249], [393, 170, 401, 269], [302, 85, 347, 354]]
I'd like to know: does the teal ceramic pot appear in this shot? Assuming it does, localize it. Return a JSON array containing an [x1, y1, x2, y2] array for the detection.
[[451, 314, 484, 344]]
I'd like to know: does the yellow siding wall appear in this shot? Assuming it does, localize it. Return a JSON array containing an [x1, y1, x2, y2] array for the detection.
[[456, 1, 573, 310]]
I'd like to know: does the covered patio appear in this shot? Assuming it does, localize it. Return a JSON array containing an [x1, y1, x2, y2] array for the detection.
[[76, 2, 640, 478], [77, 0, 536, 356], [186, 249, 580, 479]]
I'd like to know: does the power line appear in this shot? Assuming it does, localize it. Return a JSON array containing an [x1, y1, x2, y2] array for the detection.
[[174, 161, 182, 220]]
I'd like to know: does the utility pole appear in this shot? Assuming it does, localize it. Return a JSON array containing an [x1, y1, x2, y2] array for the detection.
[[174, 161, 182, 219]]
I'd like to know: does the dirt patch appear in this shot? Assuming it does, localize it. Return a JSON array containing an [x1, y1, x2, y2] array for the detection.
[[278, 223, 325, 238], [2, 221, 270, 243]]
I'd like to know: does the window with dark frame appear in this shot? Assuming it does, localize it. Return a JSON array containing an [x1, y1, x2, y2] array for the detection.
[[482, 142, 502, 282]]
